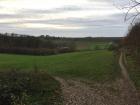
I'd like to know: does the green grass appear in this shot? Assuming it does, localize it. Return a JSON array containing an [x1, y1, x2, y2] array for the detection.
[[76, 41, 109, 51], [127, 56, 140, 89], [0, 50, 120, 82]]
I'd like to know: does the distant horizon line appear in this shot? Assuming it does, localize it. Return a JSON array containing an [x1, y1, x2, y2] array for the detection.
[[0, 32, 124, 38]]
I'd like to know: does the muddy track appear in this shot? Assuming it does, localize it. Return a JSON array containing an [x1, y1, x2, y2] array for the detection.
[[55, 76, 140, 105], [54, 52, 140, 105], [119, 52, 140, 105], [55, 77, 122, 105]]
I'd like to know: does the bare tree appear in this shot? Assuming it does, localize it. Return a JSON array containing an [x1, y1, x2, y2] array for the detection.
[[115, 0, 140, 23], [125, 0, 140, 23]]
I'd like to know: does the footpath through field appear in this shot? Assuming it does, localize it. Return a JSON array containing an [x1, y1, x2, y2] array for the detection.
[[119, 52, 140, 105], [54, 52, 140, 105], [55, 77, 122, 105]]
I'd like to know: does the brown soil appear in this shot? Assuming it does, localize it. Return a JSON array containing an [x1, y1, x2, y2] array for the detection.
[[54, 52, 140, 105], [119, 52, 140, 105]]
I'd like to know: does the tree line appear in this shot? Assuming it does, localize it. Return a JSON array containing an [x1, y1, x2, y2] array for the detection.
[[0, 33, 121, 55], [0, 33, 76, 55], [122, 22, 140, 64]]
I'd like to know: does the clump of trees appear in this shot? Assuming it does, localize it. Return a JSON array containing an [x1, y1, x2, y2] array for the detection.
[[0, 33, 76, 55], [122, 22, 140, 63], [115, 0, 140, 23], [115, 0, 140, 63], [107, 42, 119, 51], [123, 22, 140, 51]]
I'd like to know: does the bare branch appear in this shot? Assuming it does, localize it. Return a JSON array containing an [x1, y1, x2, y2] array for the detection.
[[120, 0, 140, 23], [131, 0, 140, 4], [131, 12, 140, 23]]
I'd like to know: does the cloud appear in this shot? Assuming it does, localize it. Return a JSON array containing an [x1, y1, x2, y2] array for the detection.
[[88, 0, 111, 2], [0, 0, 130, 37], [19, 5, 84, 14], [14, 23, 85, 30], [14, 12, 126, 27], [0, 12, 128, 37], [0, 14, 22, 18]]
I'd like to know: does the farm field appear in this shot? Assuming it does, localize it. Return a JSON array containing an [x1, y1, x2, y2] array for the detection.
[[75, 41, 109, 51], [1, 49, 139, 105], [0, 0, 139, 104], [0, 50, 120, 82]]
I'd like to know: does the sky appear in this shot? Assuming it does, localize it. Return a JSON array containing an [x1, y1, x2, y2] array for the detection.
[[0, 0, 131, 37]]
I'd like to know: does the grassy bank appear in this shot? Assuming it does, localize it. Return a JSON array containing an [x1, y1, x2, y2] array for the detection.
[[0, 50, 120, 82], [0, 70, 62, 105], [127, 56, 140, 89]]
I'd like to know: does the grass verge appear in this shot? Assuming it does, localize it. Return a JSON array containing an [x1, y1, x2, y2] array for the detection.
[[126, 56, 140, 89]]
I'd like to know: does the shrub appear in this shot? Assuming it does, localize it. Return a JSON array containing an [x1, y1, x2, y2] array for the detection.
[[0, 70, 62, 105], [108, 42, 118, 51]]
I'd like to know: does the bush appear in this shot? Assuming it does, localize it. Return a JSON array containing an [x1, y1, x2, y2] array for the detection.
[[94, 45, 100, 50], [107, 42, 118, 51], [0, 70, 62, 105]]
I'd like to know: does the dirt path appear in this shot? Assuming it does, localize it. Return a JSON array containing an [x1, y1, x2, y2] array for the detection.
[[55, 77, 119, 105], [54, 52, 140, 105], [55, 76, 140, 105], [119, 52, 140, 105], [119, 52, 131, 80]]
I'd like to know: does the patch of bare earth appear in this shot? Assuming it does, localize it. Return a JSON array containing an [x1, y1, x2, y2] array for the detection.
[[54, 52, 140, 105], [55, 77, 139, 105], [119, 52, 140, 105]]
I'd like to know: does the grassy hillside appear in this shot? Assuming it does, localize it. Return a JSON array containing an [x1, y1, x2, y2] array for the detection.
[[0, 50, 120, 82]]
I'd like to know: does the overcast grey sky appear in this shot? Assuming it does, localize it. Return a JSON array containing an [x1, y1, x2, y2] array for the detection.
[[0, 0, 131, 37]]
